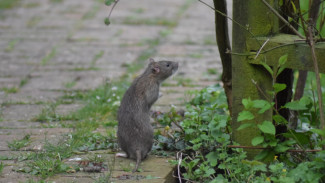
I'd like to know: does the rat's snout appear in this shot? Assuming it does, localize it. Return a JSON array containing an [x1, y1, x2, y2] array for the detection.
[[172, 62, 179, 74], [174, 62, 179, 70]]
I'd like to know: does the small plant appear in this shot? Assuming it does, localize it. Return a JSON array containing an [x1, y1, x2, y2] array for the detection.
[[156, 80, 325, 182], [33, 103, 59, 123], [94, 173, 112, 183], [207, 68, 218, 75], [5, 39, 19, 52], [19, 76, 30, 88], [80, 154, 107, 173], [91, 50, 104, 68], [1, 87, 18, 94], [7, 134, 31, 150], [0, 162, 4, 175], [63, 81, 76, 89], [0, 0, 20, 10], [49, 0, 63, 3], [41, 47, 56, 65]]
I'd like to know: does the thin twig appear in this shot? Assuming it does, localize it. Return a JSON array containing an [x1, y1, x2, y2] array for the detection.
[[261, 0, 305, 39], [225, 145, 321, 152], [172, 120, 184, 132], [254, 38, 270, 59], [308, 26, 325, 149], [198, 0, 262, 47], [251, 79, 271, 102], [177, 152, 183, 183], [227, 41, 308, 56], [107, 0, 119, 20]]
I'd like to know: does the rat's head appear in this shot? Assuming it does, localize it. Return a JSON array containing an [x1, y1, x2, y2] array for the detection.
[[147, 58, 178, 83]]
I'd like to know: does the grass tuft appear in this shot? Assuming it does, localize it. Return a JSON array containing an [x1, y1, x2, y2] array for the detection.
[[7, 134, 31, 150]]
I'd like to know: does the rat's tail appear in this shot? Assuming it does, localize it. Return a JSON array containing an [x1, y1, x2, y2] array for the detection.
[[132, 149, 141, 173]]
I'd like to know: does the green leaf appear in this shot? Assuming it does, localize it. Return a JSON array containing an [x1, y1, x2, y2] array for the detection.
[[254, 149, 269, 160], [204, 169, 216, 177], [276, 66, 286, 77], [310, 128, 325, 137], [237, 123, 254, 131], [104, 18, 110, 26], [252, 100, 272, 113], [237, 111, 255, 122], [290, 1, 297, 14], [268, 139, 277, 147], [242, 98, 253, 109], [260, 62, 273, 76], [283, 131, 311, 145], [275, 144, 290, 153], [273, 114, 287, 124], [278, 54, 288, 66], [252, 136, 264, 146], [285, 100, 308, 110], [273, 83, 286, 93], [257, 121, 275, 135], [206, 152, 218, 166], [105, 0, 114, 6]]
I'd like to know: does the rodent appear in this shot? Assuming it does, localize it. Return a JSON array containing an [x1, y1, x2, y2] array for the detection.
[[117, 58, 178, 173]]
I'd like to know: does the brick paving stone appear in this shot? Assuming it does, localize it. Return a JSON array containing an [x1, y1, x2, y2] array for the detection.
[[55, 103, 82, 116], [4, 90, 63, 103], [0, 121, 42, 129], [1, 104, 43, 122]]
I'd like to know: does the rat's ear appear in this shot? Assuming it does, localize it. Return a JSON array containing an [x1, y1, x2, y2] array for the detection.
[[152, 66, 160, 74], [149, 58, 155, 63]]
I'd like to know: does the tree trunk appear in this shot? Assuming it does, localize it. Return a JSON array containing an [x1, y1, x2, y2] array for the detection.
[[213, 0, 232, 114]]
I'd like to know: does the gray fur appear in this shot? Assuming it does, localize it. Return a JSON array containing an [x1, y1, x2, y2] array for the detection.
[[117, 58, 178, 173]]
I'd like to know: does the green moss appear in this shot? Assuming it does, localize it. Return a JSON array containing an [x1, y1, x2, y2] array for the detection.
[[247, 1, 278, 36]]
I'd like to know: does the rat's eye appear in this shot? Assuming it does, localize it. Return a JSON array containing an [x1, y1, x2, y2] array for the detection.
[[166, 64, 170, 67]]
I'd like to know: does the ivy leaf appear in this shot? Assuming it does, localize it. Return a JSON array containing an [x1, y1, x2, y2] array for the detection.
[[237, 123, 254, 131], [257, 121, 275, 135], [251, 136, 264, 146], [105, 0, 114, 6], [273, 83, 286, 93], [237, 111, 254, 122]]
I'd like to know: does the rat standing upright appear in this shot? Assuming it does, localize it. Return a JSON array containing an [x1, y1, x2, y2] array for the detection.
[[117, 58, 178, 173]]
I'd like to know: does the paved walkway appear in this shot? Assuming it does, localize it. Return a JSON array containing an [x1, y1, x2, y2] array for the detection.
[[0, 0, 229, 182]]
